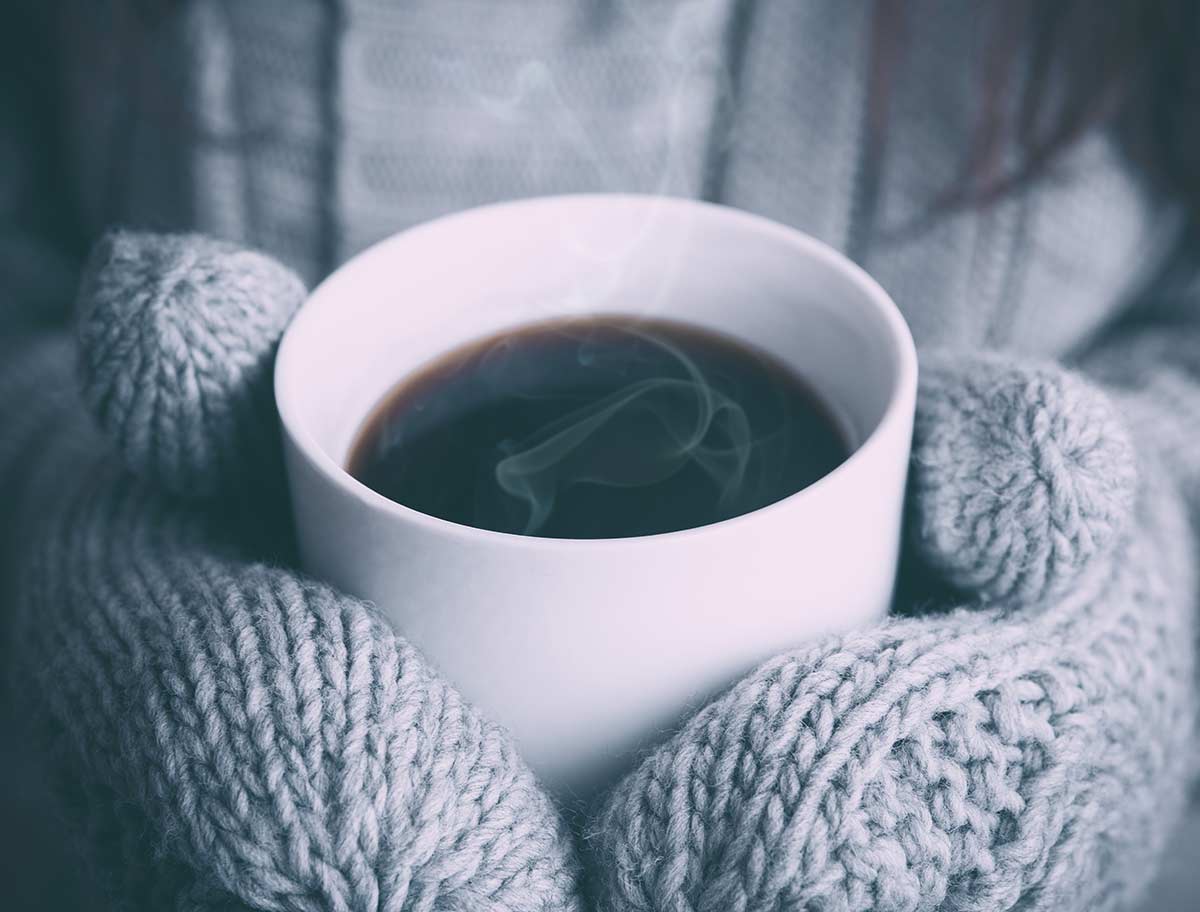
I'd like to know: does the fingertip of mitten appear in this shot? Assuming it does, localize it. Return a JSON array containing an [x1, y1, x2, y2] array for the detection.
[[76, 230, 306, 498], [909, 351, 1137, 605]]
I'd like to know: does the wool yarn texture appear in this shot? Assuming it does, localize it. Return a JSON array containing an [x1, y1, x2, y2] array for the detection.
[[5, 234, 585, 912], [76, 230, 306, 500], [590, 476, 1194, 911], [1, 231, 1197, 911]]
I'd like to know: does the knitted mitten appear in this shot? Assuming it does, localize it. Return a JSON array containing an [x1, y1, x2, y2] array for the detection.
[[587, 346, 1199, 911], [2, 231, 585, 912], [4, 229, 1197, 912]]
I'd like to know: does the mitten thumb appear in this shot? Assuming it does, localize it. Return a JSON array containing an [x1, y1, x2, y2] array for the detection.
[[907, 349, 1138, 605], [76, 229, 305, 501]]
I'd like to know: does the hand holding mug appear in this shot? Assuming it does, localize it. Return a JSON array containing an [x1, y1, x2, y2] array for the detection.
[[274, 195, 917, 798], [25, 208, 1170, 912]]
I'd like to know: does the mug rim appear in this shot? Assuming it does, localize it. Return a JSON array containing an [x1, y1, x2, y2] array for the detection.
[[275, 193, 918, 549]]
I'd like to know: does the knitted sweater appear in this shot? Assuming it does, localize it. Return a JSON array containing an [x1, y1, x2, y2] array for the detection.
[[2, 2, 1198, 910]]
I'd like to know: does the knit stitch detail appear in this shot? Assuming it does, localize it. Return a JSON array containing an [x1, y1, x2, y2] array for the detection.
[[5, 224, 1199, 910], [10, 414, 585, 911], [590, 470, 1195, 911], [909, 351, 1138, 604], [76, 230, 305, 500]]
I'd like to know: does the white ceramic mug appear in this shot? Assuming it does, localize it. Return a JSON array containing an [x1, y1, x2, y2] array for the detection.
[[275, 194, 917, 801]]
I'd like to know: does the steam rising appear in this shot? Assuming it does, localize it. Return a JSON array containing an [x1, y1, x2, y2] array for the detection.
[[492, 327, 752, 535], [440, 0, 730, 200], [347, 315, 846, 540], [461, 1, 741, 534], [383, 3, 780, 535]]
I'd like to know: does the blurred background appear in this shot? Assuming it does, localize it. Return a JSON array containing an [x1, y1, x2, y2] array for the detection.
[[2, 1, 1198, 908]]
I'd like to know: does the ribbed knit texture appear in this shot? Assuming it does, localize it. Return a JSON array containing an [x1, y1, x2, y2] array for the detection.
[[1, 3, 1198, 911], [49, 0, 1154, 335]]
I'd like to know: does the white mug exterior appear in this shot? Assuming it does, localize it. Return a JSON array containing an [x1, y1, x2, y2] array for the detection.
[[275, 195, 917, 800]]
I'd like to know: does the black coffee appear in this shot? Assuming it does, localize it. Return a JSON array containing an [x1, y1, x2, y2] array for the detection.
[[347, 316, 849, 539]]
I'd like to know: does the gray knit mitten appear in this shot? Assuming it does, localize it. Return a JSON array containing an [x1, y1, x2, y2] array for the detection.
[[4, 231, 585, 912], [588, 354, 1198, 910], [4, 230, 1197, 912]]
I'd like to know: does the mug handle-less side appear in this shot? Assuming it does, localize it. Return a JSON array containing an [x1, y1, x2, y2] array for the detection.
[[275, 194, 917, 799]]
